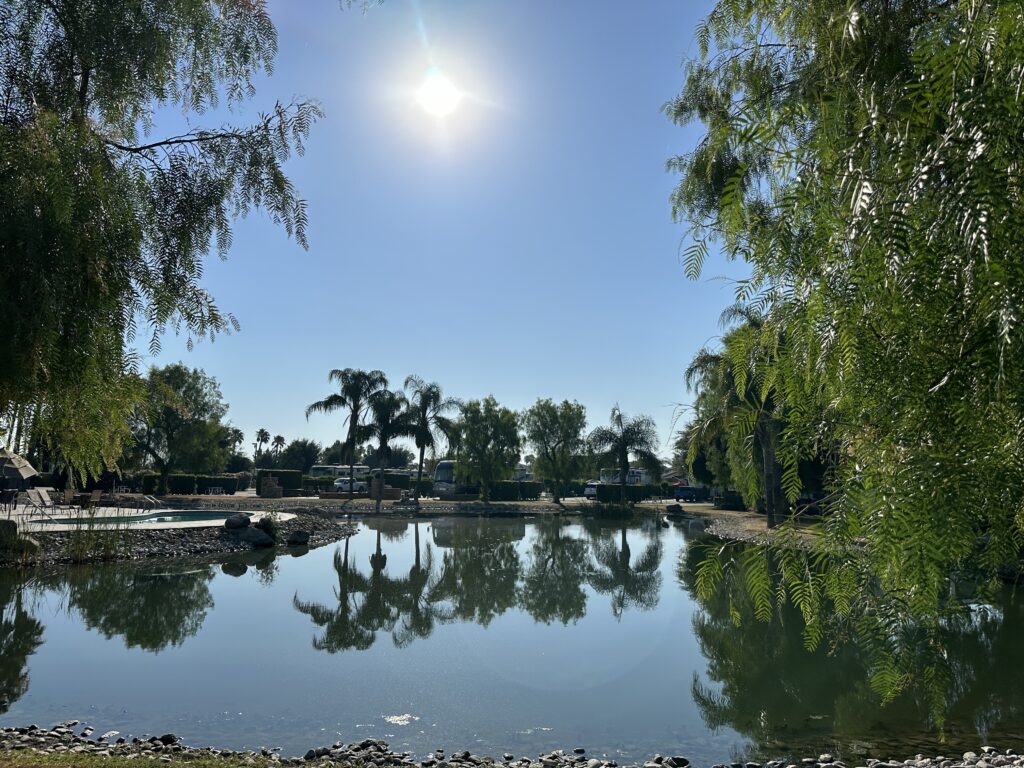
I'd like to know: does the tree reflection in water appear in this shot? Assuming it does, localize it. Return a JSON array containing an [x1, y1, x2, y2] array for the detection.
[[294, 515, 665, 651], [0, 571, 43, 714], [679, 534, 1024, 757], [50, 562, 215, 652]]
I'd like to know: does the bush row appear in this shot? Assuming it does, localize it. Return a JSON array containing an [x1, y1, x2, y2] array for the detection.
[[487, 481, 544, 501], [595, 483, 664, 504], [255, 469, 303, 495]]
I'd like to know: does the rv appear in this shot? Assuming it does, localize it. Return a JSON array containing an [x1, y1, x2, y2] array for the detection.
[[309, 464, 370, 478]]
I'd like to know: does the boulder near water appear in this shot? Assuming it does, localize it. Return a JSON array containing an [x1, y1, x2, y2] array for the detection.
[[239, 527, 274, 548], [287, 530, 310, 546], [224, 513, 250, 530]]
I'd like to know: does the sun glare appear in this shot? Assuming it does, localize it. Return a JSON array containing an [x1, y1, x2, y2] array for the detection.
[[416, 70, 463, 117]]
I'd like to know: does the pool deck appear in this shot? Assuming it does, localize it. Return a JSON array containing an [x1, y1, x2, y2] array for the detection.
[[7, 505, 296, 533]]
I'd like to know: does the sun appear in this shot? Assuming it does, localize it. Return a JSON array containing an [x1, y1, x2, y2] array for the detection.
[[416, 70, 463, 117]]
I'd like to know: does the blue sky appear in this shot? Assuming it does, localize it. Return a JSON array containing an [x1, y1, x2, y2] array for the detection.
[[146, 0, 746, 458]]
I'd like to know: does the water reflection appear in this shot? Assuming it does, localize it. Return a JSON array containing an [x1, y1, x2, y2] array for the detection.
[[678, 535, 1024, 757], [0, 572, 43, 714], [46, 563, 215, 652]]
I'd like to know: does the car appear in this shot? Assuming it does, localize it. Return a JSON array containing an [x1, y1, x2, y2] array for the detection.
[[333, 477, 368, 493], [673, 485, 698, 502], [583, 481, 600, 499]]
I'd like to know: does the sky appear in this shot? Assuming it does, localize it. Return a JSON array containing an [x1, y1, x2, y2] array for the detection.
[[145, 0, 747, 459]]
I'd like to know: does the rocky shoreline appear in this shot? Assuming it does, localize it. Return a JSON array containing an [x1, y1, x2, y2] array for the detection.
[[0, 508, 357, 568], [1, 723, 1021, 768]]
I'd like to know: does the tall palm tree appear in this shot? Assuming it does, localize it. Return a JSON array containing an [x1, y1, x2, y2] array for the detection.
[[271, 434, 286, 455], [305, 368, 388, 500], [253, 428, 270, 464], [228, 428, 244, 453], [361, 389, 416, 514], [588, 406, 662, 504], [404, 375, 461, 502]]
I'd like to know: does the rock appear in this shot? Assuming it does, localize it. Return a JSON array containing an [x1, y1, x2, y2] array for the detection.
[[304, 749, 317, 761], [224, 513, 251, 530], [575, 749, 587, 755], [821, 757, 835, 764], [221, 562, 248, 577], [672, 758, 690, 768], [287, 530, 310, 546], [159, 734, 177, 745], [239, 527, 274, 547], [0, 519, 17, 543]]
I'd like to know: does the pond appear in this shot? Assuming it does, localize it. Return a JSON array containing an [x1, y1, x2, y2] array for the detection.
[[0, 516, 1021, 764]]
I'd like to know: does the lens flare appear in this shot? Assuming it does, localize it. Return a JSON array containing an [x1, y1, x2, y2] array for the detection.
[[416, 70, 463, 117]]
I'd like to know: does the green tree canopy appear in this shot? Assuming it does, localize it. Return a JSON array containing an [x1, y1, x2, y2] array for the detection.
[[0, 0, 320, 476], [456, 396, 521, 503], [522, 398, 587, 504], [588, 406, 661, 505], [668, 0, 1024, 622], [129, 364, 233, 483], [277, 438, 323, 473]]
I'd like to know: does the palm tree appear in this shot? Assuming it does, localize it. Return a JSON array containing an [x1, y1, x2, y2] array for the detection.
[[361, 389, 416, 514], [404, 375, 461, 502], [588, 406, 661, 504], [305, 368, 388, 501], [271, 434, 286, 455], [253, 428, 270, 464], [228, 428, 244, 453]]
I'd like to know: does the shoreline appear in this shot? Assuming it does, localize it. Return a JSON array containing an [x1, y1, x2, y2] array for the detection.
[[1, 723, 1019, 768]]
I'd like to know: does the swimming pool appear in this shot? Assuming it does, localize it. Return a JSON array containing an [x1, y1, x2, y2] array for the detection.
[[37, 510, 247, 527]]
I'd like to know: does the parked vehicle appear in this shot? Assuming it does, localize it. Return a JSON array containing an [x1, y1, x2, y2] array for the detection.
[[333, 477, 368, 493], [311, 464, 370, 478], [673, 485, 698, 502], [583, 481, 600, 499]]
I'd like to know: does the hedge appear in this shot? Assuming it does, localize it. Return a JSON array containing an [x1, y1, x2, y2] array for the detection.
[[302, 475, 337, 491], [140, 474, 160, 494], [595, 483, 663, 504], [166, 474, 196, 494], [196, 475, 239, 495], [367, 472, 410, 490], [256, 469, 302, 495], [487, 481, 544, 501], [413, 478, 433, 497]]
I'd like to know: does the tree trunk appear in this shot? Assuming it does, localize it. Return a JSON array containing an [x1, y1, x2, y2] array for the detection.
[[757, 416, 785, 529], [414, 522, 421, 570], [414, 443, 425, 502], [375, 445, 388, 515], [619, 450, 628, 505]]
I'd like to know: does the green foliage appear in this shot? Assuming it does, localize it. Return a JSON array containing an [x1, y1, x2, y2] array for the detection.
[[594, 484, 661, 504], [277, 438, 323, 473], [254, 516, 279, 542], [129, 364, 233, 477], [523, 398, 587, 503], [487, 481, 544, 502], [669, 0, 1024, 627], [456, 396, 522, 504], [166, 474, 196, 495], [588, 406, 661, 505], [0, 1, 320, 475], [255, 469, 302, 493]]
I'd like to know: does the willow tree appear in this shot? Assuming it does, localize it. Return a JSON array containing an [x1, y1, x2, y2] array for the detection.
[[522, 398, 587, 504], [0, 1, 320, 476], [668, 1, 1024, 616]]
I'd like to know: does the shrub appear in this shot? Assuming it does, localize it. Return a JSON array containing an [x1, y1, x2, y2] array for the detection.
[[413, 478, 433, 497], [302, 475, 336, 491], [254, 515, 278, 541], [381, 472, 410, 490], [487, 481, 544, 501], [166, 474, 197, 494], [595, 483, 662, 504], [236, 472, 253, 491], [139, 473, 160, 495], [256, 469, 302, 495]]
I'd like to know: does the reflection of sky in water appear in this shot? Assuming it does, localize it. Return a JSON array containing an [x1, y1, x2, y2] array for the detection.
[[0, 517, 1020, 766]]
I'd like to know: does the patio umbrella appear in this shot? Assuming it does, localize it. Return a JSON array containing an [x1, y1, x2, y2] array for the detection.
[[0, 449, 38, 482]]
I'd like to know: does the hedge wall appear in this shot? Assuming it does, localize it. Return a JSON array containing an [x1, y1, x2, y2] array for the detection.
[[256, 469, 303, 495], [166, 474, 196, 494], [196, 475, 239, 495], [595, 483, 662, 504], [487, 481, 544, 501], [302, 475, 337, 490], [413, 478, 433, 497]]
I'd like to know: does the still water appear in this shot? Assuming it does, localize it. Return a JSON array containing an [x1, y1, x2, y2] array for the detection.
[[0, 516, 1021, 764]]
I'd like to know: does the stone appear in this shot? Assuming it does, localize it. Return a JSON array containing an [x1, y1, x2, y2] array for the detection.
[[304, 749, 317, 761], [287, 530, 310, 546], [158, 734, 177, 745], [224, 513, 251, 530], [0, 519, 17, 543], [575, 749, 587, 755], [221, 562, 248, 577], [240, 527, 275, 547], [672, 758, 690, 768]]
